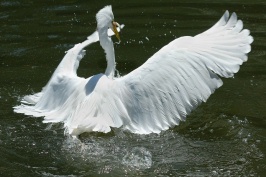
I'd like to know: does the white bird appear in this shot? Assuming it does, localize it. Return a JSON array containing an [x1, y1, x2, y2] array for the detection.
[[14, 6, 253, 136]]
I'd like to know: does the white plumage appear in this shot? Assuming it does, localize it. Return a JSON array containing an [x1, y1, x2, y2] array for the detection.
[[14, 6, 253, 136]]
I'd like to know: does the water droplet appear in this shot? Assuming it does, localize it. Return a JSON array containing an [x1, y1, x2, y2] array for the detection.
[[212, 170, 218, 175], [242, 138, 248, 143]]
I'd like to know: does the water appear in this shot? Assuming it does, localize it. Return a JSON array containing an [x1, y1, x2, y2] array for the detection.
[[1, 0, 266, 176]]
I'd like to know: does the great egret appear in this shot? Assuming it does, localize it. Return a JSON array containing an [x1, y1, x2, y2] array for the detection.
[[14, 6, 253, 136]]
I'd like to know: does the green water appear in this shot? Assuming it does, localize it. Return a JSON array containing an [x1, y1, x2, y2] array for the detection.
[[1, 0, 266, 176]]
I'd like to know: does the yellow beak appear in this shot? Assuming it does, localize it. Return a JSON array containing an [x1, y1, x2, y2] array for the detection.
[[112, 21, 121, 42]]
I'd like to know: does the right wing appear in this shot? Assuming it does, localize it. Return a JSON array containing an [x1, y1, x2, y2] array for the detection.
[[113, 11, 253, 134]]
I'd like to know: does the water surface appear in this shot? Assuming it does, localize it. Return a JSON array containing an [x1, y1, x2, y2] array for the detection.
[[1, 0, 266, 176]]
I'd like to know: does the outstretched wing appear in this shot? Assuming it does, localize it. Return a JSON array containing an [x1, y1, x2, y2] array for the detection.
[[114, 11, 253, 134], [13, 25, 125, 118]]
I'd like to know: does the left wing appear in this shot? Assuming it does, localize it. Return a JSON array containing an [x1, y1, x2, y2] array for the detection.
[[13, 26, 125, 119]]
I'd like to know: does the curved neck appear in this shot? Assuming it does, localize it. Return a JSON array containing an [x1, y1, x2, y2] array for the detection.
[[98, 27, 116, 79]]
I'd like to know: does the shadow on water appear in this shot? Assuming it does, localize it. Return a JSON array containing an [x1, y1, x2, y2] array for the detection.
[[1, 0, 266, 176]]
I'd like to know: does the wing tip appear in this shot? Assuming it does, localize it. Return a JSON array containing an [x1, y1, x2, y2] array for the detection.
[[249, 36, 254, 44], [224, 10, 230, 21], [231, 12, 237, 19]]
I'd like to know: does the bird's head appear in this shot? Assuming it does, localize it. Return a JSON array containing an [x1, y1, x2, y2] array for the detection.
[[96, 5, 120, 41]]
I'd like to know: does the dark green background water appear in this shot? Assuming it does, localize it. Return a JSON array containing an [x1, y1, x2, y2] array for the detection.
[[1, 0, 265, 176]]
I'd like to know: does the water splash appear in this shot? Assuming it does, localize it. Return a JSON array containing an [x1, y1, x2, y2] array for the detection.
[[60, 133, 153, 175], [122, 147, 152, 169]]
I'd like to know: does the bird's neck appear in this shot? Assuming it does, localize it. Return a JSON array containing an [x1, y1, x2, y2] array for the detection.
[[98, 27, 116, 79]]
